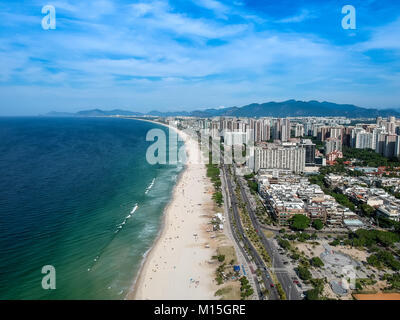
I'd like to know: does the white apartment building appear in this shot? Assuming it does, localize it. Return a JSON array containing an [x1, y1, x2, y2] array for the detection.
[[254, 145, 305, 173], [325, 138, 342, 154], [351, 128, 374, 149]]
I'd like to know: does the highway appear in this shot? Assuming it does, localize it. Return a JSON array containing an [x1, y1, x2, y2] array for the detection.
[[220, 165, 263, 300], [222, 164, 280, 300], [234, 167, 302, 300]]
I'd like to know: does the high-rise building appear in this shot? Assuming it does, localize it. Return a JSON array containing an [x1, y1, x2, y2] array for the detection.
[[254, 144, 305, 173], [254, 120, 271, 142], [272, 118, 291, 142], [317, 126, 331, 141], [325, 138, 342, 154], [384, 135, 398, 158], [330, 127, 343, 142], [301, 139, 316, 165], [395, 136, 400, 157], [343, 126, 353, 147], [304, 121, 313, 136], [294, 123, 305, 137], [273, 119, 281, 140], [375, 132, 387, 155], [351, 128, 373, 149], [264, 123, 271, 141], [254, 120, 263, 143], [387, 119, 396, 135], [281, 119, 291, 142]]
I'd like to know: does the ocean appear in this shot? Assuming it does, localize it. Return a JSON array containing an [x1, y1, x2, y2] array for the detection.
[[0, 117, 184, 299]]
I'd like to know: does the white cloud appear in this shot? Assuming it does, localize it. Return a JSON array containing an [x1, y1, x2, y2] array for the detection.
[[1, 0, 400, 114], [357, 17, 400, 51], [49, 0, 116, 20], [277, 9, 315, 23], [128, 1, 248, 38], [191, 0, 230, 19]]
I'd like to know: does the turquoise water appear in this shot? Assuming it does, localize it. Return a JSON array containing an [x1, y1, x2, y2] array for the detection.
[[0, 117, 184, 299]]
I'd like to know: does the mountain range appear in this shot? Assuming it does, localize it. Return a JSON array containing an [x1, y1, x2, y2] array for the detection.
[[45, 100, 400, 118]]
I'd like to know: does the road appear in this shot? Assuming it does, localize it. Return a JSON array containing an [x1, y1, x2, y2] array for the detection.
[[234, 166, 302, 300], [222, 164, 280, 300], [220, 164, 262, 300]]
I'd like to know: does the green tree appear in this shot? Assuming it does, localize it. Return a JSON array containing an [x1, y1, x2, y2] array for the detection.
[[277, 237, 291, 250], [305, 288, 320, 300], [310, 257, 324, 268], [360, 204, 375, 217], [312, 219, 324, 230], [329, 239, 340, 246], [248, 181, 258, 193], [297, 232, 311, 242], [297, 265, 312, 281], [382, 273, 400, 290], [289, 215, 311, 231], [217, 254, 225, 263], [212, 191, 223, 206]]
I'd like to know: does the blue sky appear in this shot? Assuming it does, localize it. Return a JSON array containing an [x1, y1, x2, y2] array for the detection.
[[0, 0, 400, 115]]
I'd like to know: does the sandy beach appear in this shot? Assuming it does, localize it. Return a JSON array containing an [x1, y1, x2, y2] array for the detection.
[[126, 121, 219, 300]]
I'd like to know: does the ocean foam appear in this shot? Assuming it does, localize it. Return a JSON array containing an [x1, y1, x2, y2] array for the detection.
[[115, 203, 138, 231], [130, 203, 139, 214], [145, 178, 156, 195]]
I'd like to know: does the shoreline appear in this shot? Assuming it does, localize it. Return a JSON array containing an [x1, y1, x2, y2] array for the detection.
[[126, 166, 186, 300], [125, 118, 218, 300], [124, 118, 186, 300]]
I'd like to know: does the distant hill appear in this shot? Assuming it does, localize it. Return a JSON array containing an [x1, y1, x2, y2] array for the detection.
[[192, 100, 400, 118], [44, 111, 76, 117], [76, 109, 143, 116], [147, 110, 191, 117], [45, 100, 400, 118]]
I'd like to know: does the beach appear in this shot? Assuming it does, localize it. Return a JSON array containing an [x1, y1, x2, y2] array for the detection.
[[127, 121, 219, 300]]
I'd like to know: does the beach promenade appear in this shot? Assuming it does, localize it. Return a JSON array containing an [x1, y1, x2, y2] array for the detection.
[[127, 125, 218, 300]]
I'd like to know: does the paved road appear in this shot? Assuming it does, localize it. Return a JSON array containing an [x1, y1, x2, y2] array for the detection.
[[220, 165, 261, 300], [222, 164, 280, 300], [234, 168, 302, 300], [207, 139, 263, 299]]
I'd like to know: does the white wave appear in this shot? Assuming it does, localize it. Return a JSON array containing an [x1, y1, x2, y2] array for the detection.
[[145, 178, 156, 195], [130, 203, 139, 214], [114, 203, 139, 233], [90, 202, 141, 271]]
